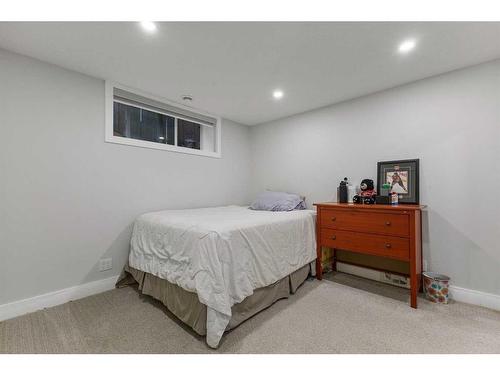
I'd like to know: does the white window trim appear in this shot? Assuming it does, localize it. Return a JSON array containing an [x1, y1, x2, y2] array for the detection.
[[105, 81, 222, 158]]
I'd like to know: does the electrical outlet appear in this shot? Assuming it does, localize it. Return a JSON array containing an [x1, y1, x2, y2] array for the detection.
[[99, 258, 112, 272]]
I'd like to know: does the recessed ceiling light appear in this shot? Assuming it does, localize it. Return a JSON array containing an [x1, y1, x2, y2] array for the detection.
[[140, 21, 157, 33], [398, 39, 416, 54], [273, 90, 284, 100]]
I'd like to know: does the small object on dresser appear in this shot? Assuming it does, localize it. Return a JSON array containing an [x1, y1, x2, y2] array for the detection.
[[380, 183, 391, 197], [363, 196, 376, 205], [391, 192, 399, 205], [360, 179, 377, 197], [353, 178, 377, 204], [376, 182, 392, 204], [338, 177, 349, 203], [375, 195, 391, 204], [347, 185, 357, 203]]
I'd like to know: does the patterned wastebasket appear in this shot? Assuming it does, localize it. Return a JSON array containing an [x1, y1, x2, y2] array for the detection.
[[422, 272, 450, 304]]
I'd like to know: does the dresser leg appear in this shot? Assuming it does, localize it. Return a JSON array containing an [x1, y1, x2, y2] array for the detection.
[[316, 257, 323, 280], [332, 248, 337, 272], [410, 275, 418, 308], [410, 287, 417, 308]]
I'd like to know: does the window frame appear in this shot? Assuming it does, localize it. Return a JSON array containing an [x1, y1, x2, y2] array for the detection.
[[105, 81, 222, 158]]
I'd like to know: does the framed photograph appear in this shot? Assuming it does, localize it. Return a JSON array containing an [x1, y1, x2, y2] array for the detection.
[[377, 159, 419, 204]]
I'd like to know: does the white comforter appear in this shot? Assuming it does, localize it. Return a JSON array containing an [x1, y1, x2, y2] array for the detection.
[[128, 205, 316, 348]]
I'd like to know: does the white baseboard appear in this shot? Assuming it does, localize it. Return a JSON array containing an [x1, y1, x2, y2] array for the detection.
[[336, 262, 500, 311], [2, 271, 500, 323], [0, 275, 120, 322], [337, 262, 386, 283], [336, 262, 410, 289], [449, 285, 500, 311]]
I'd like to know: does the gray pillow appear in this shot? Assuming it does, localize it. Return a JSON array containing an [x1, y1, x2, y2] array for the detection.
[[249, 191, 306, 211]]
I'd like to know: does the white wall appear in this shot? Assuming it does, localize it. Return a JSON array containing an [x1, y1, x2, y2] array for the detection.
[[250, 60, 500, 296], [2, 47, 500, 306], [0, 49, 252, 305]]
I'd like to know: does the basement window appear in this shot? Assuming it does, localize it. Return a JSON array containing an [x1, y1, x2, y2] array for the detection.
[[105, 82, 221, 158]]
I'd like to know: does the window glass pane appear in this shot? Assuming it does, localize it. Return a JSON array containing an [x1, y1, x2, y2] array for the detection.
[[113, 102, 174, 145], [177, 119, 201, 150]]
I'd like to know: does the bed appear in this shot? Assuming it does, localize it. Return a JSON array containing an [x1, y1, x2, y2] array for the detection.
[[116, 205, 316, 348]]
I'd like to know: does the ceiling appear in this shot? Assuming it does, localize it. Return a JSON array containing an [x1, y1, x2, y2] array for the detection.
[[1, 22, 500, 125]]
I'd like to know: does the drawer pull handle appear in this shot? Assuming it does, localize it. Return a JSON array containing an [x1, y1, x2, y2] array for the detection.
[[331, 235, 336, 240], [385, 243, 392, 249], [331, 217, 336, 221], [385, 221, 391, 226]]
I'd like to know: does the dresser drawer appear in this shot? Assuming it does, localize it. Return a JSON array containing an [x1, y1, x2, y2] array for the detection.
[[320, 208, 409, 237], [320, 228, 410, 260]]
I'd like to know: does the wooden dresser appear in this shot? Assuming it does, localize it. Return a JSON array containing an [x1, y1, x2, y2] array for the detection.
[[314, 203, 425, 308]]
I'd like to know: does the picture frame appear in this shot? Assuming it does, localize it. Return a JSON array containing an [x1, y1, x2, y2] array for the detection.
[[377, 159, 419, 204]]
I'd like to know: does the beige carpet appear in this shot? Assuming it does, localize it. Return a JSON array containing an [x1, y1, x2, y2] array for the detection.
[[1, 273, 500, 353]]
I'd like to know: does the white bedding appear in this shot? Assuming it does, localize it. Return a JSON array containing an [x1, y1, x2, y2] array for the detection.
[[128, 205, 316, 348]]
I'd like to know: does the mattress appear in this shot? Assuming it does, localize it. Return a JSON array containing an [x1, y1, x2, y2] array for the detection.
[[128, 205, 316, 347]]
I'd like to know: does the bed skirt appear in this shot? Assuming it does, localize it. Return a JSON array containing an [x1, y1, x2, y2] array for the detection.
[[116, 262, 312, 336]]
